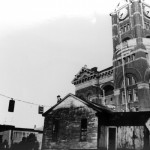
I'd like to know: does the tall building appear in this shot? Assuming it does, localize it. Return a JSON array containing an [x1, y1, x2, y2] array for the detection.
[[72, 0, 150, 112]]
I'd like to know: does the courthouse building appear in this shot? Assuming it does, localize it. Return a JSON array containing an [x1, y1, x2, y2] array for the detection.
[[42, 0, 150, 150]]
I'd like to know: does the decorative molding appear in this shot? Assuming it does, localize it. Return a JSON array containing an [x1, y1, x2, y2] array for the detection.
[[99, 76, 113, 84], [137, 83, 149, 89], [75, 79, 99, 91]]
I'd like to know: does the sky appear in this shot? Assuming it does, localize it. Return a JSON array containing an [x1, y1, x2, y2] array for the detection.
[[0, 0, 126, 128]]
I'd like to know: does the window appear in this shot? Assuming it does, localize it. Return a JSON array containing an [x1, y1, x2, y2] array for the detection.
[[126, 77, 130, 86], [80, 118, 87, 141], [121, 28, 123, 34], [131, 54, 135, 61], [121, 91, 125, 104], [118, 59, 122, 66], [124, 75, 136, 86], [124, 26, 126, 32], [127, 24, 130, 31], [146, 53, 148, 59], [131, 76, 136, 85], [127, 56, 130, 62], [123, 57, 126, 64], [128, 90, 133, 102], [133, 89, 138, 102], [52, 120, 59, 141], [121, 75, 137, 104], [145, 22, 150, 30]]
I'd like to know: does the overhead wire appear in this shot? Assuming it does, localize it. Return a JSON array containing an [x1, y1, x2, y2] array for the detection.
[[0, 93, 51, 108]]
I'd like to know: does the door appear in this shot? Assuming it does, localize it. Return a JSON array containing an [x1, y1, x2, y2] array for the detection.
[[108, 127, 116, 150]]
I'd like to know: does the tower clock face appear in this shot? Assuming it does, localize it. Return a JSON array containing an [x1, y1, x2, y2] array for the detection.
[[118, 8, 128, 21], [144, 6, 150, 18]]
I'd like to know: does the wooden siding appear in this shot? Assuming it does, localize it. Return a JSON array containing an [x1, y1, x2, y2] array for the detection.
[[98, 125, 147, 150], [117, 126, 144, 150]]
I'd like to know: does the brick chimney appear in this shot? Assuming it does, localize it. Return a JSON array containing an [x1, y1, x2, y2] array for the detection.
[[57, 95, 61, 103]]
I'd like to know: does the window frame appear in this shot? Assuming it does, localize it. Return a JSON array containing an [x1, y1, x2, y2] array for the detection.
[[52, 119, 59, 142], [80, 118, 87, 142]]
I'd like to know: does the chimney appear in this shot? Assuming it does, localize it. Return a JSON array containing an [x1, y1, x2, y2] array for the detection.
[[57, 95, 61, 103], [91, 67, 97, 72]]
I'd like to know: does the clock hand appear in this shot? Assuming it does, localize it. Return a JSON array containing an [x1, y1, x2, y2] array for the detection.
[[147, 11, 149, 15], [120, 13, 123, 18]]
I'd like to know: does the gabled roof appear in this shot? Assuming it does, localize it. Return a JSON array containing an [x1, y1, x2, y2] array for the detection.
[[0, 125, 43, 133], [43, 93, 113, 116], [72, 66, 98, 85]]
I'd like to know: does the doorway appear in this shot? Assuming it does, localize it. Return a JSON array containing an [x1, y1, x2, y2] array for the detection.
[[108, 127, 116, 150]]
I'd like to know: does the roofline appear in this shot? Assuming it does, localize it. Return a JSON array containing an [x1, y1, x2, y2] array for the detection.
[[0, 125, 43, 133], [43, 93, 113, 116], [13, 127, 43, 133], [98, 66, 113, 74]]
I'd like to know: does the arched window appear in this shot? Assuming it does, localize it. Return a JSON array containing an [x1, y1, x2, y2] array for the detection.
[[122, 37, 130, 43], [121, 74, 138, 105], [121, 74, 136, 87], [103, 85, 114, 96]]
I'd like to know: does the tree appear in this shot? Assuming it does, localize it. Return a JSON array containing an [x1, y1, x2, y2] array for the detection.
[[10, 133, 39, 150]]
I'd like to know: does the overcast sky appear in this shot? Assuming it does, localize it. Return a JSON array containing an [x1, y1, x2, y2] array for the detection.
[[0, 0, 129, 128]]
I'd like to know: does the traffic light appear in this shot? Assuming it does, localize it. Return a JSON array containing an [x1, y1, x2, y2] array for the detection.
[[38, 105, 44, 114], [8, 99, 15, 112]]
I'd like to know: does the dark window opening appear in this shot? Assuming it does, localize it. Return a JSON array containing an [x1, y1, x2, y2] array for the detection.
[[146, 36, 150, 38], [118, 59, 122, 66], [52, 120, 59, 141], [121, 91, 125, 104], [121, 74, 136, 88], [80, 118, 87, 141], [122, 37, 130, 43], [128, 90, 133, 102], [103, 85, 114, 96]]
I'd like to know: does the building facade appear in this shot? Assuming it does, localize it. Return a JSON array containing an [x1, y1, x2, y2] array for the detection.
[[72, 0, 150, 112]]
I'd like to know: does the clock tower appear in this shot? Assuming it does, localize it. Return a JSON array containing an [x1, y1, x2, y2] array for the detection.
[[111, 0, 150, 111]]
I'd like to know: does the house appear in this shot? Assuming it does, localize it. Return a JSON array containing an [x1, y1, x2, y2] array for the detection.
[[41, 93, 112, 150], [0, 125, 43, 149], [42, 0, 150, 150]]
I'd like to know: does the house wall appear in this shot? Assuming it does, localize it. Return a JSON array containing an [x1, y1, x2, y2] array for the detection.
[[98, 126, 146, 150], [42, 106, 98, 150]]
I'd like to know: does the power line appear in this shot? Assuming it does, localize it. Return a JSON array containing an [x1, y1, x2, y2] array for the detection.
[[0, 93, 51, 108]]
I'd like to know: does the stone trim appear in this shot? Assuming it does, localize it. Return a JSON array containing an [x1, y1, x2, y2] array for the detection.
[[114, 89, 120, 96], [137, 83, 149, 89], [75, 79, 99, 91]]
